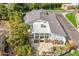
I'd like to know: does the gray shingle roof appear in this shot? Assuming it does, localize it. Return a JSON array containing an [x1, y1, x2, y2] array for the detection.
[[23, 9, 67, 37]]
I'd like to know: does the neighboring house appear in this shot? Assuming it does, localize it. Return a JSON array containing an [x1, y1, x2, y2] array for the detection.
[[0, 31, 5, 55], [62, 3, 77, 10], [24, 9, 68, 55]]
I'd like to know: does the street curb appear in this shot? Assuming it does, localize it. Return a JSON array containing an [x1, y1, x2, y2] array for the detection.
[[62, 13, 79, 33]]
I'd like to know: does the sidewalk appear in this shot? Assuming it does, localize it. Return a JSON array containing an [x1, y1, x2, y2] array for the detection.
[[76, 13, 79, 30], [62, 13, 79, 32]]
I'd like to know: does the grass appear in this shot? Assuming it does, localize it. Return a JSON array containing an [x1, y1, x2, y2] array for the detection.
[[65, 13, 77, 28], [49, 8, 64, 10], [65, 50, 79, 56]]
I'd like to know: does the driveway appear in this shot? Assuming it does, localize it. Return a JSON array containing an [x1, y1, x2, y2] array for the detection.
[[56, 14, 79, 48]]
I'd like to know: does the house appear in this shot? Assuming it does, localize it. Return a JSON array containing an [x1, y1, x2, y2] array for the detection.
[[0, 31, 6, 55], [62, 3, 77, 10], [24, 9, 68, 55]]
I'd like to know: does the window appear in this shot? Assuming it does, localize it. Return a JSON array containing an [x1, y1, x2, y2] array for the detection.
[[34, 40, 39, 43], [35, 35, 39, 39], [40, 36, 44, 39], [41, 24, 46, 28], [45, 35, 49, 39], [40, 40, 44, 42], [59, 40, 64, 44]]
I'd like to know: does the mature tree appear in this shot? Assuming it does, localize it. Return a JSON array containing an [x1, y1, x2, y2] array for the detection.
[[6, 4, 32, 55], [6, 10, 32, 55], [40, 3, 62, 9], [14, 44, 32, 56], [0, 4, 8, 20]]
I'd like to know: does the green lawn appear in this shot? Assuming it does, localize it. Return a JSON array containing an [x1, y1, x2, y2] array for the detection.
[[49, 8, 64, 10], [65, 13, 77, 28], [65, 50, 79, 56]]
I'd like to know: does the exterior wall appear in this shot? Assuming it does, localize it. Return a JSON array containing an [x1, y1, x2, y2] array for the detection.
[[50, 33, 66, 44], [29, 33, 50, 48], [29, 33, 66, 55]]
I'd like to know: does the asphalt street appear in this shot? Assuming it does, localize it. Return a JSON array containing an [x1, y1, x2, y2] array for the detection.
[[56, 14, 79, 48]]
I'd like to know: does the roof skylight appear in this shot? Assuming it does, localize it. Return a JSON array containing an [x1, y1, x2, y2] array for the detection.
[[41, 24, 46, 28]]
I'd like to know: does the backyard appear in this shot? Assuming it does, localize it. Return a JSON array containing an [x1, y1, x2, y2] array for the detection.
[[65, 13, 77, 28]]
